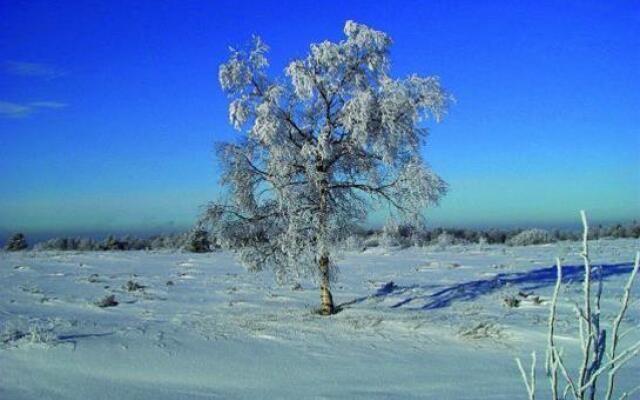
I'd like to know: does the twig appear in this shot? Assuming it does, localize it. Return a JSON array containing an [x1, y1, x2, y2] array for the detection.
[[546, 257, 563, 400], [517, 352, 537, 400], [605, 252, 640, 400]]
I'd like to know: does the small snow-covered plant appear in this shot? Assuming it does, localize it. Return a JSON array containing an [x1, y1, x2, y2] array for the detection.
[[434, 232, 455, 249], [204, 21, 449, 314], [184, 227, 212, 253], [516, 211, 640, 400], [381, 222, 422, 248], [343, 234, 365, 251], [77, 238, 98, 251], [381, 222, 402, 248], [95, 294, 118, 308], [503, 295, 521, 308], [1, 321, 57, 348], [507, 228, 555, 246], [363, 238, 380, 249], [100, 235, 126, 251], [27, 323, 58, 346], [124, 280, 145, 292], [1, 324, 25, 346], [153, 233, 189, 250], [5, 233, 28, 251]]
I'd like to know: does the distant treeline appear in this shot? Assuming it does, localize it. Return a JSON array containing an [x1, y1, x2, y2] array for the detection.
[[364, 221, 640, 248], [2, 221, 639, 252], [3, 228, 212, 252], [33, 234, 188, 251]]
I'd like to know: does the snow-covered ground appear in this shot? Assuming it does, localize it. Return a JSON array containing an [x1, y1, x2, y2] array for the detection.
[[1, 239, 638, 399]]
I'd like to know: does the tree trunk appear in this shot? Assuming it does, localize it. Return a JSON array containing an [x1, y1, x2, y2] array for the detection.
[[316, 157, 334, 315], [319, 253, 334, 315]]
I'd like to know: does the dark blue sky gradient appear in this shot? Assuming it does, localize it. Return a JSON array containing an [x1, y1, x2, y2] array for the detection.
[[0, 0, 638, 236]]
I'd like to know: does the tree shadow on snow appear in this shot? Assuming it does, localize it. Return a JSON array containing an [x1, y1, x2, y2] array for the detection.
[[337, 281, 440, 310], [57, 332, 114, 347], [340, 262, 635, 311]]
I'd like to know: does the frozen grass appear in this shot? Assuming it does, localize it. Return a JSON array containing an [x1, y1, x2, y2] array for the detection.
[[1, 320, 59, 348]]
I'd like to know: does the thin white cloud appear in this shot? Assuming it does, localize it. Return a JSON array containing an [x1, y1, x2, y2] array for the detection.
[[0, 100, 69, 118], [3, 61, 64, 79], [29, 101, 68, 109], [0, 101, 32, 118], [1, 61, 68, 118]]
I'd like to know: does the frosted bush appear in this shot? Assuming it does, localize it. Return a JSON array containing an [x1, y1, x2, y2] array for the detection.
[[363, 238, 380, 249], [100, 235, 126, 251], [95, 294, 118, 308], [1, 321, 58, 348], [4, 233, 28, 251], [28, 323, 58, 346], [184, 227, 212, 253], [149, 233, 189, 250], [1, 325, 25, 345], [381, 231, 401, 248], [507, 229, 554, 246], [77, 238, 98, 251], [381, 222, 424, 248], [435, 232, 455, 248], [343, 234, 365, 251]]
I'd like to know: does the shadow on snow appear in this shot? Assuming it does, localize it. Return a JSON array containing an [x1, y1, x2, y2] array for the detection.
[[57, 332, 114, 347], [339, 262, 635, 311]]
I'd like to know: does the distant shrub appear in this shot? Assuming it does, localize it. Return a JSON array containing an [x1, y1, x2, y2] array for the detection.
[[381, 223, 401, 248], [100, 235, 127, 251], [184, 228, 211, 253], [503, 295, 521, 308], [27, 323, 58, 346], [4, 233, 28, 251], [120, 235, 149, 250], [95, 294, 118, 308], [380, 222, 426, 248], [342, 234, 365, 251], [363, 238, 379, 249], [124, 280, 145, 292], [1, 321, 58, 348], [485, 229, 507, 244], [506, 229, 554, 246], [434, 232, 455, 248], [77, 238, 98, 251], [150, 233, 189, 250], [1, 325, 26, 345], [381, 235, 401, 248]]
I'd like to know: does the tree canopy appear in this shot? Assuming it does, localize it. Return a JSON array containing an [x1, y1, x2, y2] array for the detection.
[[204, 21, 449, 305]]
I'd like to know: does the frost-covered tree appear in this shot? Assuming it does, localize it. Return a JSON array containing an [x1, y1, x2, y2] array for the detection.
[[204, 21, 449, 315]]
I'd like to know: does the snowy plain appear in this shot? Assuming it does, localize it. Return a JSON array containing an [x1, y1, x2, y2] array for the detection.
[[1, 239, 638, 399]]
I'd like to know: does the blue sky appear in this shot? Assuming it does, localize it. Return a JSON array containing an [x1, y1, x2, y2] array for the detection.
[[0, 0, 638, 236]]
